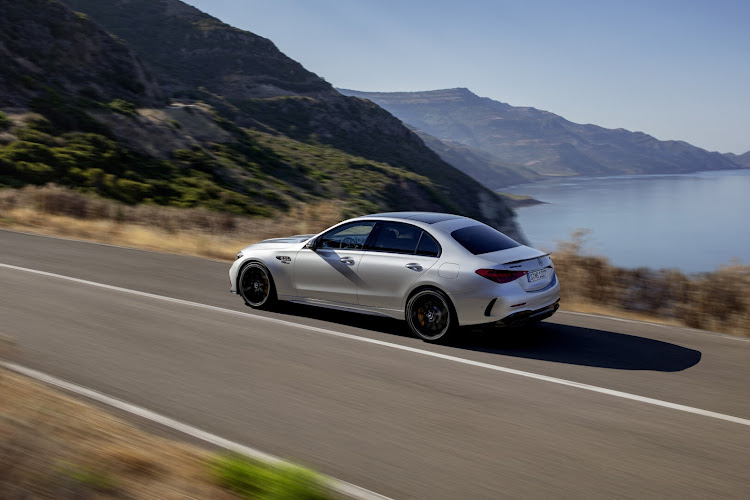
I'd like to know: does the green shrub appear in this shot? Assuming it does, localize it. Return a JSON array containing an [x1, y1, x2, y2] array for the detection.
[[116, 178, 153, 203], [0, 111, 11, 131], [26, 116, 56, 134], [1, 141, 57, 165], [211, 453, 330, 500], [15, 127, 57, 146], [13, 161, 56, 184], [106, 98, 138, 116]]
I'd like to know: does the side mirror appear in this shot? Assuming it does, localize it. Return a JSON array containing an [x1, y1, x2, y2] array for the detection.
[[305, 238, 317, 251]]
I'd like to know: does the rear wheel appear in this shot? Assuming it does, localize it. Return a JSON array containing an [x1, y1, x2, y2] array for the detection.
[[238, 262, 277, 309], [406, 289, 456, 342]]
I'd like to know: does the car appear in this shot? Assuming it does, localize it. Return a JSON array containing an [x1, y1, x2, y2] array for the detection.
[[229, 212, 560, 342]]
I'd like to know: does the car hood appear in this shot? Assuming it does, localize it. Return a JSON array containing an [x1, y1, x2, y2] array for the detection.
[[243, 234, 315, 251], [478, 245, 548, 266]]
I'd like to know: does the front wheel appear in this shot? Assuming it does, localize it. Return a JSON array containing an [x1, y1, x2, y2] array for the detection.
[[238, 262, 277, 309], [406, 289, 456, 342]]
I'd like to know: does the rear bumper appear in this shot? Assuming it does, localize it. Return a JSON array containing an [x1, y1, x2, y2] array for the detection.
[[452, 272, 560, 326], [495, 300, 560, 327]]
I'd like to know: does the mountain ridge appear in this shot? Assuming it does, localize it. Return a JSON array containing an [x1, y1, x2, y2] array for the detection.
[[339, 88, 744, 185], [63, 0, 336, 99]]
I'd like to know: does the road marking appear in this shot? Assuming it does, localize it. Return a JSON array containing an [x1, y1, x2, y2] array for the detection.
[[2, 261, 750, 428], [1, 361, 392, 500]]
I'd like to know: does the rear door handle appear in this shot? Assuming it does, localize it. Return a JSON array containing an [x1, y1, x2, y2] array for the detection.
[[405, 263, 423, 272], [340, 257, 355, 265]]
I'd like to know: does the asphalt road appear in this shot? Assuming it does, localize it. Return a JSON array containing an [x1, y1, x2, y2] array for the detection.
[[1, 229, 749, 498]]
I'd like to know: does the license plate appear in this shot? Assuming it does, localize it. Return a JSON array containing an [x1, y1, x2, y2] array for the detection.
[[527, 269, 548, 282]]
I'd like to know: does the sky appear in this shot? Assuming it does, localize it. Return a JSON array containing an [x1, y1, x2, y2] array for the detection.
[[185, 0, 750, 154]]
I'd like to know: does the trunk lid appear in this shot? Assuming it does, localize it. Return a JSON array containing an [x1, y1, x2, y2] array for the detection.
[[478, 245, 555, 291]]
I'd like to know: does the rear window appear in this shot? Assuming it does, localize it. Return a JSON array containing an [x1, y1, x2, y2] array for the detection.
[[451, 224, 520, 255]]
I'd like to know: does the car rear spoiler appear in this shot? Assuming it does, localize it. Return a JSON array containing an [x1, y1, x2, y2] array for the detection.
[[502, 253, 551, 266]]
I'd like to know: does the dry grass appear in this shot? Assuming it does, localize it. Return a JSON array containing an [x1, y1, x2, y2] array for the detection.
[[0, 185, 344, 260], [554, 230, 750, 337], [0, 366, 239, 499]]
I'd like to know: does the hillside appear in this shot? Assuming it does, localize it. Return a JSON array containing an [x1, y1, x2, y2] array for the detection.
[[725, 151, 750, 168], [63, 0, 335, 99], [0, 0, 521, 238], [339, 88, 744, 184], [0, 0, 161, 109], [409, 126, 542, 189]]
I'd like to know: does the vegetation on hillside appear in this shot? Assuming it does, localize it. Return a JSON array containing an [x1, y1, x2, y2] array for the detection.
[[0, 114, 267, 215], [0, 102, 467, 221]]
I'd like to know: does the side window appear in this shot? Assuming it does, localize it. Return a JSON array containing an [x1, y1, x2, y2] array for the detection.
[[319, 221, 376, 249], [370, 222, 421, 254], [416, 231, 441, 257]]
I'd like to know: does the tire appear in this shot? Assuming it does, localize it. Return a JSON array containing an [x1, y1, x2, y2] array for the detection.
[[238, 262, 277, 309], [406, 289, 457, 342]]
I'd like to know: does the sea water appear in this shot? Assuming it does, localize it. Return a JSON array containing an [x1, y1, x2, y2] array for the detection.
[[504, 169, 750, 273]]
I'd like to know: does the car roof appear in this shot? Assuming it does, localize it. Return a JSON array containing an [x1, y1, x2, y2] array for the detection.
[[361, 212, 470, 225]]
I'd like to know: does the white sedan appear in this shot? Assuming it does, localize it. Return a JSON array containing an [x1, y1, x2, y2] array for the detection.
[[230, 212, 560, 342]]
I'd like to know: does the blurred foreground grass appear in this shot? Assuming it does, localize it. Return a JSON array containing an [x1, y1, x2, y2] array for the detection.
[[1, 185, 747, 337], [0, 364, 335, 499]]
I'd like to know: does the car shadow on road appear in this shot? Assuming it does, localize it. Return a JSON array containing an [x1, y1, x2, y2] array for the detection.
[[274, 303, 702, 372], [454, 322, 702, 372]]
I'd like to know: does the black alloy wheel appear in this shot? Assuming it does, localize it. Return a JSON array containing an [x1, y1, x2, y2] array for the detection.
[[239, 262, 276, 309], [406, 289, 456, 342]]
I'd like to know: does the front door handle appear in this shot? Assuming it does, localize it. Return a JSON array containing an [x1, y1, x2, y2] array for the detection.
[[340, 257, 355, 265], [405, 263, 423, 272]]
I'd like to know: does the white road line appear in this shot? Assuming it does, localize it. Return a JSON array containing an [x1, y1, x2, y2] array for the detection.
[[1, 362, 392, 500], [2, 261, 750, 428]]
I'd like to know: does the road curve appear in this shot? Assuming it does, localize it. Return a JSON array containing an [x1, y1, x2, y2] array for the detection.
[[1, 229, 749, 498]]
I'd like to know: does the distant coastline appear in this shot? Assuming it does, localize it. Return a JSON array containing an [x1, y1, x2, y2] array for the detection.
[[497, 192, 546, 209]]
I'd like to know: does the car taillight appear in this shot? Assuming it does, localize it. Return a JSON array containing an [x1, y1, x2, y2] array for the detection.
[[476, 268, 527, 283]]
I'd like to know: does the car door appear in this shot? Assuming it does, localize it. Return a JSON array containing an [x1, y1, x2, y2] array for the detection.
[[357, 222, 441, 311], [293, 221, 376, 304]]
